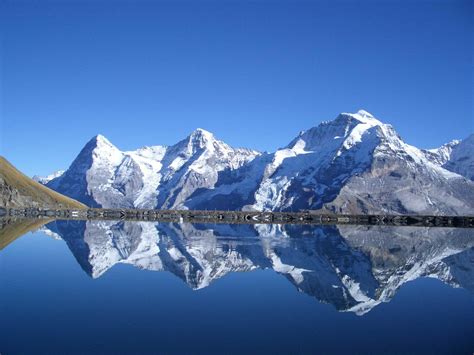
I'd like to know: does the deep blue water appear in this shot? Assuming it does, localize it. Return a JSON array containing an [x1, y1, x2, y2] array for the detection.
[[1, 220, 473, 354]]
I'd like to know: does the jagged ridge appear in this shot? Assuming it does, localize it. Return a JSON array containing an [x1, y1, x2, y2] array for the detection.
[[44, 111, 474, 215]]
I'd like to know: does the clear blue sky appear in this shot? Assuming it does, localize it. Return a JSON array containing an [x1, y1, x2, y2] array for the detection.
[[1, 0, 473, 176]]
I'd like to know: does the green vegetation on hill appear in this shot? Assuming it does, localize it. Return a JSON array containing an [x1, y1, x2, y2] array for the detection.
[[0, 156, 86, 209]]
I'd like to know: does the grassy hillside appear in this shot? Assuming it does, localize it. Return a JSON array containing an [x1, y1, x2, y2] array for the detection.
[[0, 156, 86, 209]]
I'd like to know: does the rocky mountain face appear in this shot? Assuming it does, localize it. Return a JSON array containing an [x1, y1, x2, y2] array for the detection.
[[47, 130, 259, 209], [426, 133, 474, 181], [45, 111, 474, 214], [43, 220, 474, 315], [189, 110, 474, 214]]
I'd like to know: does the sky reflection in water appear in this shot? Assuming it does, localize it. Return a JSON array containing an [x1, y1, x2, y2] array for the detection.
[[1, 219, 473, 354]]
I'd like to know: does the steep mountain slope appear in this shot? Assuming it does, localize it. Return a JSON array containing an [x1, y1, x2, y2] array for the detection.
[[44, 110, 473, 214], [190, 111, 474, 214], [423, 140, 460, 166], [47, 131, 259, 208], [47, 135, 129, 207], [153, 129, 259, 209], [321, 126, 474, 215], [0, 156, 86, 209], [427, 134, 474, 181]]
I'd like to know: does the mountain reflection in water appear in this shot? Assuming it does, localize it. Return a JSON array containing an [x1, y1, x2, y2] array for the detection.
[[21, 220, 471, 316]]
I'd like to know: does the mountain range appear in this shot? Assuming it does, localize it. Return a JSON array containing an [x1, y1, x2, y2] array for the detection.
[[40, 110, 474, 214]]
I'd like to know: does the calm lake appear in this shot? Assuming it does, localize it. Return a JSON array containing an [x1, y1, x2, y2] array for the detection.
[[1, 219, 473, 354]]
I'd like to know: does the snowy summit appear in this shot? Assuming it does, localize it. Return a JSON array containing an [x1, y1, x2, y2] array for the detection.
[[44, 111, 474, 215]]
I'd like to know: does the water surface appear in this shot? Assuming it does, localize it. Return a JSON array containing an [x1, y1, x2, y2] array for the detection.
[[1, 219, 473, 354]]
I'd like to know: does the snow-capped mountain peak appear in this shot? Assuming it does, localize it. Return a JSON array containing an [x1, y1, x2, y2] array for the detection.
[[187, 128, 218, 152], [187, 110, 473, 214], [287, 110, 384, 153], [80, 136, 124, 177], [45, 111, 474, 214], [442, 134, 474, 181], [94, 133, 109, 143], [425, 139, 461, 165], [47, 130, 260, 209], [355, 109, 374, 117], [170, 128, 219, 157], [76, 134, 123, 166], [87, 134, 116, 149], [190, 127, 214, 140], [32, 170, 65, 184], [341, 109, 382, 123], [422, 134, 474, 181]]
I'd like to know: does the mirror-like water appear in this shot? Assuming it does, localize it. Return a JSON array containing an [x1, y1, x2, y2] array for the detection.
[[1, 219, 473, 354]]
